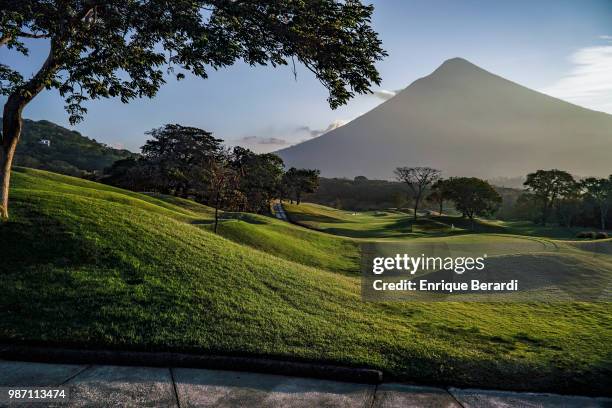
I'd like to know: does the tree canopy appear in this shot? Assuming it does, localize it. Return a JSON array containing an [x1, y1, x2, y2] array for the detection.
[[1, 0, 386, 123], [445, 177, 502, 228], [394, 166, 440, 220], [523, 169, 576, 226], [0, 0, 386, 220]]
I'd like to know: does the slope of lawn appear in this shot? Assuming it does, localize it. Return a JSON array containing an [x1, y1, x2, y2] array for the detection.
[[11, 168, 357, 274], [284, 202, 592, 240], [283, 203, 454, 238], [1, 168, 611, 395]]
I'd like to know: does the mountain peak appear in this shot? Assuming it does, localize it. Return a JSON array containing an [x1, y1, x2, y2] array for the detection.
[[432, 57, 487, 76], [277, 57, 612, 180]]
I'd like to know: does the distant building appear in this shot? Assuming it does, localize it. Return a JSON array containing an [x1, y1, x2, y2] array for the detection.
[[39, 139, 51, 147]]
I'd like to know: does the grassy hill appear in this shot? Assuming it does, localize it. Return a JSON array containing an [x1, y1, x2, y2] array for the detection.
[[12, 119, 134, 176], [1, 168, 610, 395]]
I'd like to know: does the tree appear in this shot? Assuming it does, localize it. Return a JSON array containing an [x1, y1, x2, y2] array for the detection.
[[523, 170, 576, 226], [141, 124, 223, 196], [284, 167, 320, 204], [426, 178, 450, 216], [0, 1, 386, 220], [394, 166, 440, 220], [581, 176, 612, 231], [207, 150, 239, 234], [445, 177, 502, 230], [231, 147, 285, 213], [102, 157, 156, 191]]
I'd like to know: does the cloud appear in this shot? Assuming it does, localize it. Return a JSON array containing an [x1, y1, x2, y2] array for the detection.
[[237, 136, 288, 146], [599, 35, 612, 41], [296, 119, 348, 138], [370, 88, 404, 101], [372, 89, 397, 100], [541, 40, 612, 114]]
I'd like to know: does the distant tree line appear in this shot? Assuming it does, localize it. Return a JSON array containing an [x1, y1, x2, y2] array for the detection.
[[103, 124, 319, 231], [303, 167, 611, 232], [520, 169, 612, 230]]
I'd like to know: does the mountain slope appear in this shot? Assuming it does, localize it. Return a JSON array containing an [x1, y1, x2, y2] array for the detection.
[[277, 58, 612, 179], [11, 119, 134, 176]]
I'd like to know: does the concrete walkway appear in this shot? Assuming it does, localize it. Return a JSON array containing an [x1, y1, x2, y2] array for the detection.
[[1, 360, 610, 407], [273, 202, 288, 221]]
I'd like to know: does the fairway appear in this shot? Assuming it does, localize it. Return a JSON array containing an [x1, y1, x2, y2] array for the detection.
[[1, 168, 610, 395]]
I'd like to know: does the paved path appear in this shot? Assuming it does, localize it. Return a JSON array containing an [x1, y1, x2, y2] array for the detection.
[[273, 202, 288, 221], [1, 360, 610, 407]]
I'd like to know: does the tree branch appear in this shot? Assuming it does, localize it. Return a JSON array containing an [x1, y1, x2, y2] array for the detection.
[[17, 31, 49, 39]]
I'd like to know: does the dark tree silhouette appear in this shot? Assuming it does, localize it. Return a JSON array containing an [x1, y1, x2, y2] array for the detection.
[[284, 167, 320, 205], [524, 170, 576, 226], [141, 124, 223, 196], [581, 176, 612, 231], [426, 178, 451, 216], [394, 166, 440, 220], [445, 177, 502, 230]]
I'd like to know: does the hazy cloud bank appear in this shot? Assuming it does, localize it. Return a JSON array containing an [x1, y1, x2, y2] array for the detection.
[[542, 37, 612, 113]]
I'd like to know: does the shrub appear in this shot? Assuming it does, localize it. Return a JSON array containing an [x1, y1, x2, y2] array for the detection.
[[576, 231, 596, 239], [595, 232, 609, 239]]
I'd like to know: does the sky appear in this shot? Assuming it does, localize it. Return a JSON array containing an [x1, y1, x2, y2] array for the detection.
[[2, 0, 611, 153]]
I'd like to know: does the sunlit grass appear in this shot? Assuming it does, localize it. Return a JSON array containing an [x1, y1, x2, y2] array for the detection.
[[0, 168, 609, 395]]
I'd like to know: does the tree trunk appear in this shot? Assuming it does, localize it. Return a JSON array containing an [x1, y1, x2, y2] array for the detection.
[[601, 206, 606, 231], [214, 191, 220, 233], [413, 194, 420, 221], [1, 41, 57, 221], [541, 202, 549, 226], [1, 104, 24, 221], [439, 200, 443, 217]]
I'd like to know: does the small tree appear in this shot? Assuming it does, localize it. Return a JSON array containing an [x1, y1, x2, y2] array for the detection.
[[581, 176, 612, 231], [394, 166, 440, 220], [231, 147, 285, 213], [284, 167, 320, 205], [0, 1, 386, 220], [426, 178, 450, 216], [555, 181, 581, 228], [524, 169, 576, 226], [295, 169, 320, 204], [446, 177, 502, 230], [207, 151, 239, 234]]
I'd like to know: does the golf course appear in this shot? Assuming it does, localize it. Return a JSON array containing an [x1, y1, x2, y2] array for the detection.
[[1, 167, 610, 395]]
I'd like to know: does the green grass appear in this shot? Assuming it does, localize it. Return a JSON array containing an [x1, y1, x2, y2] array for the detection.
[[1, 168, 611, 395], [284, 202, 595, 240]]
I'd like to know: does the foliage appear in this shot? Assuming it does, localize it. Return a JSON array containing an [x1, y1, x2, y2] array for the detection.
[[300, 176, 413, 211], [0, 0, 386, 220], [140, 124, 224, 195], [11, 118, 134, 176], [104, 125, 319, 215], [231, 147, 285, 213], [523, 169, 577, 226], [426, 178, 452, 215], [394, 166, 440, 220], [1, 0, 386, 123], [444, 177, 502, 228], [283, 167, 320, 204], [581, 176, 612, 230]]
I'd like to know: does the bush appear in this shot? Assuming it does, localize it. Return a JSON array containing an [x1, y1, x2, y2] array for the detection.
[[595, 232, 609, 239], [576, 231, 596, 239]]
